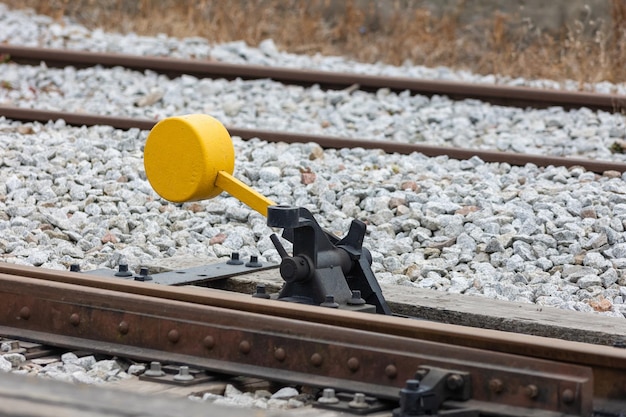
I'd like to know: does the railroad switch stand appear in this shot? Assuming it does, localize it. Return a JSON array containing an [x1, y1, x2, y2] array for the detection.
[[268, 205, 391, 314], [143, 114, 392, 314]]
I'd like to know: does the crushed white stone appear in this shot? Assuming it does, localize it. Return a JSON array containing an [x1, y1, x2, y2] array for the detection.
[[1, 6, 626, 319]]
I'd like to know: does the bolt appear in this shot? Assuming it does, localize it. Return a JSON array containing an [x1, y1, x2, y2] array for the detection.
[[347, 290, 366, 305], [19, 306, 30, 320], [320, 295, 339, 308], [396, 380, 421, 416], [245, 255, 262, 268], [167, 329, 180, 343], [562, 388, 575, 404], [415, 368, 429, 380], [118, 321, 129, 335], [347, 357, 360, 372], [227, 252, 244, 265], [69, 313, 80, 326], [134, 267, 152, 281], [115, 263, 133, 277], [203, 335, 215, 350], [310, 353, 323, 367], [70, 264, 80, 272], [385, 364, 398, 379], [405, 380, 420, 391], [348, 393, 369, 409], [489, 378, 503, 394], [144, 361, 165, 377], [317, 388, 340, 404], [446, 374, 464, 391], [274, 347, 286, 362], [252, 284, 271, 299], [174, 365, 194, 381], [239, 340, 251, 354], [526, 384, 538, 399]]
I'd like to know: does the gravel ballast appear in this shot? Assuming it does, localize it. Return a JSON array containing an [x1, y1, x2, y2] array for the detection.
[[3, 118, 626, 319], [1, 3, 626, 322]]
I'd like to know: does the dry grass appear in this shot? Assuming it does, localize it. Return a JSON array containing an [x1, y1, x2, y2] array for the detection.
[[4, 0, 626, 86]]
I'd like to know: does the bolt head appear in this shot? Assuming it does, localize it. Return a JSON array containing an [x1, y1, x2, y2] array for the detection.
[[203, 335, 215, 349], [385, 364, 398, 379], [446, 374, 464, 390], [318, 388, 339, 404], [274, 347, 286, 362], [347, 357, 360, 372], [310, 353, 323, 367], [489, 378, 503, 394], [118, 321, 129, 335], [526, 384, 539, 399], [348, 393, 369, 409], [239, 340, 251, 354], [167, 329, 180, 343], [415, 368, 429, 380], [562, 388, 575, 404]]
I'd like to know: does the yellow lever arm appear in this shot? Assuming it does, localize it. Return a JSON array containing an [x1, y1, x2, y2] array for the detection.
[[215, 171, 276, 216]]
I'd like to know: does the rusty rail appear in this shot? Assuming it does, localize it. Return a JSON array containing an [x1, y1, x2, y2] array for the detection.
[[1, 45, 625, 112], [1, 263, 626, 415], [2, 105, 626, 174]]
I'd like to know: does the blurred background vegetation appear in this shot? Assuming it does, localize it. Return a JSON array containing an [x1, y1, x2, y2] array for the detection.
[[3, 0, 626, 86]]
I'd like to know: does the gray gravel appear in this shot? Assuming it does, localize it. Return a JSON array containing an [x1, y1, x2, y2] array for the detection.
[[1, 2, 626, 325], [0, 341, 308, 410], [2, 63, 626, 162], [1, 5, 626, 159], [3, 117, 626, 319], [1, 2, 626, 95]]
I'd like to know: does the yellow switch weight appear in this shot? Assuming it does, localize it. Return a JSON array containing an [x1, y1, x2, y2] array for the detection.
[[144, 114, 275, 216]]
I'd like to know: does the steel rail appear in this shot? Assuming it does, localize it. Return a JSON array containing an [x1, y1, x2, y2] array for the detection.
[[3, 105, 626, 174], [1, 45, 625, 112], [0, 262, 625, 412], [0, 270, 596, 414]]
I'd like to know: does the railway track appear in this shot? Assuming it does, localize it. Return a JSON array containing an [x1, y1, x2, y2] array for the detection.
[[2, 261, 626, 416], [2, 45, 626, 173], [2, 106, 626, 174], [3, 38, 626, 416], [2, 111, 626, 415], [1, 45, 626, 113]]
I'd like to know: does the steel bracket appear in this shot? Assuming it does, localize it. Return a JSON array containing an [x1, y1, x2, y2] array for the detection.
[[393, 366, 476, 416], [84, 258, 278, 286], [268, 205, 391, 314]]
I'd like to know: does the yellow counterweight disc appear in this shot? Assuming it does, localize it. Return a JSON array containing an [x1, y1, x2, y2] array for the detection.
[[144, 114, 276, 216], [144, 114, 235, 203]]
